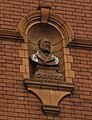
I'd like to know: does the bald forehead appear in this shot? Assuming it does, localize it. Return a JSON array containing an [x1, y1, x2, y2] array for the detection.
[[41, 37, 50, 43]]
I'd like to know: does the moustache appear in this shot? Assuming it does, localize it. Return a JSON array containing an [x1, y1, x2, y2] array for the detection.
[[45, 45, 51, 49]]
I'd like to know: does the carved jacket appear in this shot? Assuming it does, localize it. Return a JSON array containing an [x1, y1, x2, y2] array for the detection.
[[31, 50, 59, 66]]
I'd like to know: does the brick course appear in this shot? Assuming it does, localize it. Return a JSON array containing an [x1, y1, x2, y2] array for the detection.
[[0, 0, 92, 120]]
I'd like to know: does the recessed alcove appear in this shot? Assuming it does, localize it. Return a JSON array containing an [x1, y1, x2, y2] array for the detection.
[[28, 23, 64, 78]]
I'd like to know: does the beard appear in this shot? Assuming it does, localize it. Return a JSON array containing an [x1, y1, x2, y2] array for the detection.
[[40, 45, 51, 54]]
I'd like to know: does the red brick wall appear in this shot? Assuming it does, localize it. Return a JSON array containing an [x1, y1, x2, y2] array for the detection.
[[60, 47, 92, 120], [0, 0, 92, 120]]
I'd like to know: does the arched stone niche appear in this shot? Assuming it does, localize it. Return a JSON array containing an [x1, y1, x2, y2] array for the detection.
[[28, 23, 64, 77], [17, 5, 74, 116]]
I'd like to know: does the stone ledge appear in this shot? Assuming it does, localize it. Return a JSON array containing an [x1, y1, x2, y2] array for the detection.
[[41, 105, 60, 116], [0, 30, 24, 42], [24, 79, 74, 91], [68, 38, 92, 49]]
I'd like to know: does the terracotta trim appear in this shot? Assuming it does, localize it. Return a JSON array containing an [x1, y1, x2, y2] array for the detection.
[[0, 30, 24, 42], [24, 80, 74, 92], [17, 8, 74, 46], [41, 105, 60, 116], [68, 38, 92, 49], [38, 4, 51, 10], [38, 4, 51, 23], [40, 7, 50, 23]]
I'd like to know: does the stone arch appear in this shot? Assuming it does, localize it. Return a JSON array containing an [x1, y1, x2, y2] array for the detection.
[[17, 10, 74, 47]]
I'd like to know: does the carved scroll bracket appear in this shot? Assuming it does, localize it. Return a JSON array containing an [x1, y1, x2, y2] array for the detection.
[[24, 80, 74, 115]]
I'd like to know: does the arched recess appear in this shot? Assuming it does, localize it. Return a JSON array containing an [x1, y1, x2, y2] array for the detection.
[[17, 10, 74, 46], [17, 6, 75, 83]]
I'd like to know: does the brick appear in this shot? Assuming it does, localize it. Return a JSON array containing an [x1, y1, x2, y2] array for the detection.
[[0, 116, 7, 120]]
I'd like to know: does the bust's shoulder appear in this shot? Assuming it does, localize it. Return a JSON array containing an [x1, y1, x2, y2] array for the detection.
[[51, 54, 59, 65], [31, 51, 39, 62]]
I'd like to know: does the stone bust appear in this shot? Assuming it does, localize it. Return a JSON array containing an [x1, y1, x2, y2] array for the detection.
[[30, 36, 59, 67]]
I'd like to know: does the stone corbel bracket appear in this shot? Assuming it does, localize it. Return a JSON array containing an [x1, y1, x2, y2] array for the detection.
[[24, 80, 74, 115]]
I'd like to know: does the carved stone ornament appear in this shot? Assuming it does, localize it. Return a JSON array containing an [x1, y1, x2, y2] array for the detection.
[[17, 4, 74, 116]]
